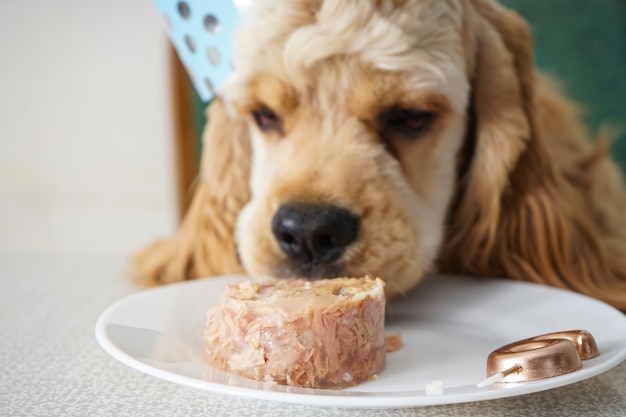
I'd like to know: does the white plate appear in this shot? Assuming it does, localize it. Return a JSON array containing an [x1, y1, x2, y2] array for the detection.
[[95, 275, 626, 408]]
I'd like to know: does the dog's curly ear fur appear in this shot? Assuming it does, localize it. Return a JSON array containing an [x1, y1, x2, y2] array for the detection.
[[445, 0, 536, 261], [440, 0, 626, 309], [128, 98, 250, 285]]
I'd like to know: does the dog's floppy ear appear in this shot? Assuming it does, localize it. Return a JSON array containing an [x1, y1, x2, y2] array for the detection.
[[129, 98, 250, 285], [441, 0, 626, 309], [446, 0, 538, 261]]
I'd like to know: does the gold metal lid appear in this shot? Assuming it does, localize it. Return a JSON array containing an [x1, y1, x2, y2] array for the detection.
[[478, 330, 599, 387]]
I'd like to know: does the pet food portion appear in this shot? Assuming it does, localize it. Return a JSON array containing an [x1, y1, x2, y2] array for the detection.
[[384, 332, 404, 353], [204, 277, 386, 389]]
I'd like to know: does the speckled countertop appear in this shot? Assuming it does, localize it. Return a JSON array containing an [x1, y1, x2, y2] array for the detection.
[[1, 253, 625, 417]]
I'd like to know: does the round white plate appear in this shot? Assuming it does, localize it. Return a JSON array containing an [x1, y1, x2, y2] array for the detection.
[[95, 275, 626, 408]]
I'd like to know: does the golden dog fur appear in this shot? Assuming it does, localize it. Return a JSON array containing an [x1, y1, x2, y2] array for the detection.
[[130, 0, 626, 310]]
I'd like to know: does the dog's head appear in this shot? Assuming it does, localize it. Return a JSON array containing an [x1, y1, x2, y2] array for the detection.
[[215, 0, 536, 296]]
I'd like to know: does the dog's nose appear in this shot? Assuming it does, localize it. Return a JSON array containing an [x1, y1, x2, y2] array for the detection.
[[272, 203, 360, 266]]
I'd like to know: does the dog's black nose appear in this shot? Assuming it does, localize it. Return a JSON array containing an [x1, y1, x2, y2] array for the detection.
[[272, 203, 360, 266]]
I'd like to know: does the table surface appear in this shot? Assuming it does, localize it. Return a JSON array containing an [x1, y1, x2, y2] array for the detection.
[[1, 252, 625, 417]]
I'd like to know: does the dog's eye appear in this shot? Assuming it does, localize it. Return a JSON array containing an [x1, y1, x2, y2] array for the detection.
[[252, 107, 282, 133], [380, 107, 435, 139]]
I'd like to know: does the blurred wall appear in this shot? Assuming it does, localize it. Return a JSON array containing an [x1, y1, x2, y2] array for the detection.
[[0, 0, 178, 254]]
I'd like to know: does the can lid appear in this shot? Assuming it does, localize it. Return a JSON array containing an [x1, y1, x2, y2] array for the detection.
[[477, 330, 599, 387]]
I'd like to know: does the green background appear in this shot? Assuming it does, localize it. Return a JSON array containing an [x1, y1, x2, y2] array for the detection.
[[501, 0, 626, 169]]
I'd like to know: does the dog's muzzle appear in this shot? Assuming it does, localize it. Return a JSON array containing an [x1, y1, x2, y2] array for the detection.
[[271, 203, 360, 277]]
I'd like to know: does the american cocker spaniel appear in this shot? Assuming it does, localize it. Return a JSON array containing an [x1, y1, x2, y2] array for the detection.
[[130, 0, 626, 311]]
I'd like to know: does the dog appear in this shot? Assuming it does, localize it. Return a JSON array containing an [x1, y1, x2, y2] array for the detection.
[[130, 0, 626, 310]]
